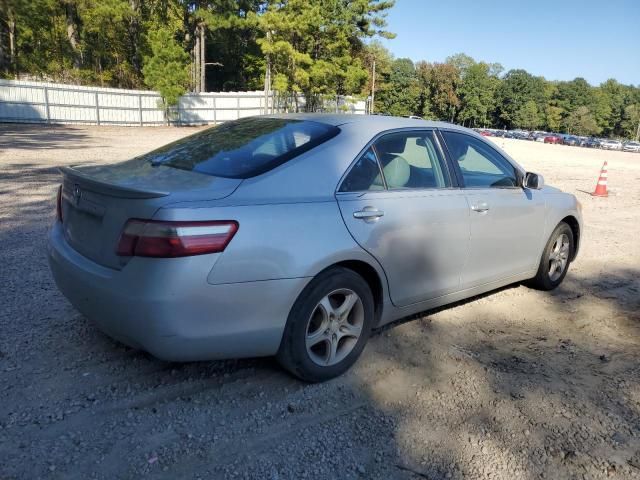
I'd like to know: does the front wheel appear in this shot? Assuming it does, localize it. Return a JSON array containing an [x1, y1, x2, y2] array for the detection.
[[528, 222, 574, 291], [277, 267, 374, 382]]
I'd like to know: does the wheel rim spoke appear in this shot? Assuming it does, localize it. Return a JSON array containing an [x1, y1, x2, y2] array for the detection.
[[318, 295, 336, 318], [306, 328, 329, 350], [548, 233, 570, 281], [326, 336, 338, 365], [336, 292, 357, 319], [339, 321, 362, 340]]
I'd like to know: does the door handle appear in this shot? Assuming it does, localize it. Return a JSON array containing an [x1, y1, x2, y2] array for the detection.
[[470, 202, 490, 213], [353, 207, 384, 222]]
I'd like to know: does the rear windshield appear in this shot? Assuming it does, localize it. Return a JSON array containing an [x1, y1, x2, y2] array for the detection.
[[139, 117, 340, 178]]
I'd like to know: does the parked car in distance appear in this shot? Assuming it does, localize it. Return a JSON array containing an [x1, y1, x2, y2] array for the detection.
[[531, 132, 548, 142], [583, 137, 601, 148], [511, 131, 530, 140], [601, 139, 623, 150], [622, 141, 640, 152], [479, 129, 493, 137], [563, 136, 580, 147], [544, 134, 564, 144], [48, 114, 582, 382]]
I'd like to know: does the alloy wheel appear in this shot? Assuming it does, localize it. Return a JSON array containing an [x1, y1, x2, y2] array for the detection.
[[548, 233, 570, 281], [305, 288, 364, 366]]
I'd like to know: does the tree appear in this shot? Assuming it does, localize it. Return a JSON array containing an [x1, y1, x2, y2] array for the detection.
[[566, 106, 600, 136], [495, 69, 546, 128], [256, 0, 395, 111], [545, 106, 563, 132], [514, 100, 540, 130], [621, 104, 640, 140], [457, 62, 499, 127], [445, 52, 475, 78], [376, 57, 419, 116], [424, 62, 460, 121], [599, 79, 626, 136], [362, 40, 393, 112], [142, 27, 190, 119]]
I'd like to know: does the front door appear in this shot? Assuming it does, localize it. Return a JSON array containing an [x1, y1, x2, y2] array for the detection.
[[336, 130, 470, 307], [439, 130, 546, 288]]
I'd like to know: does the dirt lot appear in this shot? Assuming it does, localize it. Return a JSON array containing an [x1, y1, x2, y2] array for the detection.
[[1, 123, 639, 480]]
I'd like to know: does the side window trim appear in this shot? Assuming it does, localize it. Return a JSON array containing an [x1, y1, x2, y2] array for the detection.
[[375, 129, 453, 191], [336, 145, 386, 194], [337, 127, 457, 194], [438, 129, 521, 190], [434, 129, 462, 188], [370, 144, 388, 190]]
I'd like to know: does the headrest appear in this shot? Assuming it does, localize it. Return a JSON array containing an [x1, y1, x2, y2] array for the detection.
[[380, 154, 410, 189]]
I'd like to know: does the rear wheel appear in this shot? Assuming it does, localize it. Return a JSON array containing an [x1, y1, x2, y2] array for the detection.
[[277, 267, 374, 382], [528, 222, 574, 290]]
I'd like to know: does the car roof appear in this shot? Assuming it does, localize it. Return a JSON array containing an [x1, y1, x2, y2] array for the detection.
[[263, 113, 468, 131]]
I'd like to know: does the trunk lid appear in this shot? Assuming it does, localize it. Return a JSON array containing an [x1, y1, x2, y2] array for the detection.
[[60, 158, 241, 269]]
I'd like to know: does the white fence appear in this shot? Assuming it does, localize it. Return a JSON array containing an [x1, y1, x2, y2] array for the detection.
[[0, 79, 366, 126]]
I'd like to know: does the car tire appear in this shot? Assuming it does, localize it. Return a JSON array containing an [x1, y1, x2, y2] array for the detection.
[[277, 267, 375, 382], [528, 222, 574, 291]]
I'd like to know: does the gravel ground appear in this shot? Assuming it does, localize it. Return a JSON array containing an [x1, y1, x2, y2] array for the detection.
[[1, 123, 639, 480]]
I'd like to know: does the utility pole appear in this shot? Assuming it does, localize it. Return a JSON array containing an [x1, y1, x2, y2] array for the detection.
[[200, 24, 206, 93], [370, 60, 376, 114], [263, 31, 272, 115], [636, 118, 640, 142], [194, 27, 201, 92]]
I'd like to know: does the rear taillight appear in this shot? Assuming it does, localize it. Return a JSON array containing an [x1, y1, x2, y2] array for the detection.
[[116, 219, 238, 258], [56, 185, 63, 222]]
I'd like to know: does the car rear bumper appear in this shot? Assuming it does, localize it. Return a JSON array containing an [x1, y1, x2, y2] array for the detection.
[[47, 222, 309, 361]]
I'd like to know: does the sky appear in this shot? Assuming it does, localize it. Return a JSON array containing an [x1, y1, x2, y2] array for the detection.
[[379, 0, 640, 86]]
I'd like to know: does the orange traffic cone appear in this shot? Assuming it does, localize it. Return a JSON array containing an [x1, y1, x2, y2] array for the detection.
[[592, 161, 608, 197]]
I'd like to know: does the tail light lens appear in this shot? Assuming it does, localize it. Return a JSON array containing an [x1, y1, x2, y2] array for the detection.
[[56, 185, 63, 222], [116, 219, 238, 258]]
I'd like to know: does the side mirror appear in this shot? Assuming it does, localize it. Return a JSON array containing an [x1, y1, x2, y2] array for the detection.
[[524, 172, 544, 190]]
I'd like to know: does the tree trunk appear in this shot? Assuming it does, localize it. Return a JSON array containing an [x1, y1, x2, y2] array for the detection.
[[63, 0, 82, 68], [7, 9, 16, 77], [128, 0, 141, 75]]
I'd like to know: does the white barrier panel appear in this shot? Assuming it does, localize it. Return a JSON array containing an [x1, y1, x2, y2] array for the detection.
[[0, 79, 366, 126]]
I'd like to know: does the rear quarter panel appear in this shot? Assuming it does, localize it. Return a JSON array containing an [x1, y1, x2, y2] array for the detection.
[[154, 201, 389, 291]]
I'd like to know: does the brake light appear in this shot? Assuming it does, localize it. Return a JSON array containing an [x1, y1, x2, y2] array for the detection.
[[56, 185, 63, 222], [116, 220, 238, 258]]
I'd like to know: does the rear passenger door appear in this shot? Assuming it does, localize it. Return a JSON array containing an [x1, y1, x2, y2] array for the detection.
[[336, 130, 470, 307], [439, 130, 545, 288]]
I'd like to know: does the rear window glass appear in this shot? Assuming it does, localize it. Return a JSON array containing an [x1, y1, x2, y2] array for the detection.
[[139, 117, 340, 178]]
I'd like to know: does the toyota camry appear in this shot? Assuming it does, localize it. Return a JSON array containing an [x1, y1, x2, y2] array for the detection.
[[48, 114, 582, 381]]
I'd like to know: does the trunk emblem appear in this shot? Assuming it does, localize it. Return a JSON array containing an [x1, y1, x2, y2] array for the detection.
[[72, 184, 82, 206]]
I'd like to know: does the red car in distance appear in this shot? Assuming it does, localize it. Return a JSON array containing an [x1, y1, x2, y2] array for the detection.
[[544, 134, 563, 144]]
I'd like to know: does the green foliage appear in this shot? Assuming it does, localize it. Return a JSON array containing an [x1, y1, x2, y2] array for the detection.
[[457, 61, 500, 127], [142, 28, 189, 108], [514, 100, 540, 130], [495, 69, 546, 128], [376, 58, 419, 116], [566, 106, 600, 136], [545, 106, 563, 132], [256, 0, 395, 109], [2, 0, 639, 138], [621, 104, 640, 139], [420, 62, 460, 121]]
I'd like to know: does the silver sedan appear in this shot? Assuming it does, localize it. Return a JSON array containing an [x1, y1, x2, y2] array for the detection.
[[48, 114, 582, 381]]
